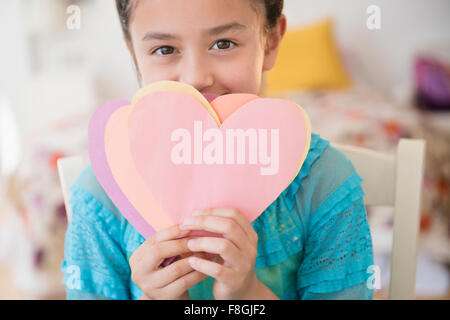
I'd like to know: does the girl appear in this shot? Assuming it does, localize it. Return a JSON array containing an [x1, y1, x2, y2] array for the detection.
[[62, 0, 375, 300]]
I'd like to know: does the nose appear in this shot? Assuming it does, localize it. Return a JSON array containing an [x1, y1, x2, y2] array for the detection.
[[178, 50, 214, 93]]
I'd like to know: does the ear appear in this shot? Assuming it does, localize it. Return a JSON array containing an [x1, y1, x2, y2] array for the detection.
[[262, 14, 287, 72]]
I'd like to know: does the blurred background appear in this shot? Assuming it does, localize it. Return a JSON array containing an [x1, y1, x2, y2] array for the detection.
[[0, 0, 449, 299]]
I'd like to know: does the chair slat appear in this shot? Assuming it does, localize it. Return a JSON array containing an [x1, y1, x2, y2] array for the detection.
[[332, 143, 396, 206], [389, 139, 426, 300]]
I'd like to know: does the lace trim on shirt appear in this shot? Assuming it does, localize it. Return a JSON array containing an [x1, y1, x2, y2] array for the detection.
[[296, 173, 374, 293]]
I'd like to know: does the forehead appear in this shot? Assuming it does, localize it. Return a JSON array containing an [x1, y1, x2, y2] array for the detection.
[[129, 0, 263, 40]]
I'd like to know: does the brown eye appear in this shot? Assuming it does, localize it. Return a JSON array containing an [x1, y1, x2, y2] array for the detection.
[[213, 40, 236, 50], [153, 46, 175, 56]]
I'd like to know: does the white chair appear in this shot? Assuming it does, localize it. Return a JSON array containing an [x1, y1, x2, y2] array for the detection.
[[333, 139, 426, 300], [57, 138, 426, 300]]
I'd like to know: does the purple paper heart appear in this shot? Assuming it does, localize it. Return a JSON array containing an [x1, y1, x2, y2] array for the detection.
[[88, 100, 157, 239]]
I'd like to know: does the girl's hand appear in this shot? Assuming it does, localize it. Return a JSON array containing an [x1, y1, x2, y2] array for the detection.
[[180, 208, 260, 300], [130, 224, 209, 300]]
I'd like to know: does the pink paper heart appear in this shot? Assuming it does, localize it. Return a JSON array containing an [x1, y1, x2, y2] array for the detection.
[[123, 91, 310, 231], [90, 86, 311, 242]]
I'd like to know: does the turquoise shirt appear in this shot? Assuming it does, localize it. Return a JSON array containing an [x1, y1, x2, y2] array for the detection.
[[61, 133, 374, 300]]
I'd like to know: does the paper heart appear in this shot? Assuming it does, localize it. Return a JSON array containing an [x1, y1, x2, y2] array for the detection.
[[89, 81, 311, 240], [89, 100, 157, 238]]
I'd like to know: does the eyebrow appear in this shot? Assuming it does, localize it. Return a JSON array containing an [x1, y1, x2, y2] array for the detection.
[[141, 22, 248, 42]]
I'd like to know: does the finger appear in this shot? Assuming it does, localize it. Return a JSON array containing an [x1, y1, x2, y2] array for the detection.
[[181, 215, 248, 250], [131, 224, 191, 266], [193, 208, 258, 245], [149, 224, 192, 245], [188, 256, 233, 283], [152, 255, 197, 289], [187, 237, 241, 268], [144, 251, 211, 290], [158, 269, 208, 299], [142, 238, 192, 270], [162, 247, 218, 268]]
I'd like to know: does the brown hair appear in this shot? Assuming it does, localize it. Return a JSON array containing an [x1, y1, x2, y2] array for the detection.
[[116, 0, 284, 43]]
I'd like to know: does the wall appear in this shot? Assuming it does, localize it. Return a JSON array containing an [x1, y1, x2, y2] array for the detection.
[[284, 0, 450, 100]]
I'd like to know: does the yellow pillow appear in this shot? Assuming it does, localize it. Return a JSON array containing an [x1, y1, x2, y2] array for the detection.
[[263, 18, 352, 96]]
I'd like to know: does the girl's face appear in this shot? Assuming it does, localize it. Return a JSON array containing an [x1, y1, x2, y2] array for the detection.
[[126, 0, 286, 96]]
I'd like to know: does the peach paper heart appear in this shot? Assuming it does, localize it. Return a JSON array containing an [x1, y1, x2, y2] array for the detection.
[[90, 81, 311, 240]]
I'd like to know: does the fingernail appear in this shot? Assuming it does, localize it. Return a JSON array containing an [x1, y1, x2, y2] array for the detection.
[[188, 257, 197, 266], [187, 239, 195, 249], [192, 210, 206, 216], [183, 217, 196, 225]]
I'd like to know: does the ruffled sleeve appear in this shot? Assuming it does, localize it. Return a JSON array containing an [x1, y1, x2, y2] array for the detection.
[[61, 165, 132, 300], [294, 142, 374, 299]]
